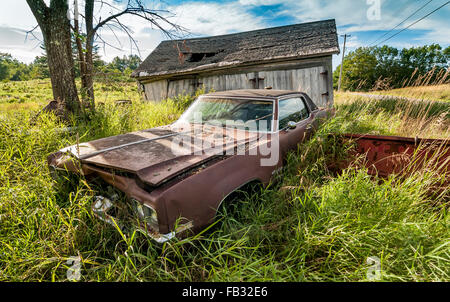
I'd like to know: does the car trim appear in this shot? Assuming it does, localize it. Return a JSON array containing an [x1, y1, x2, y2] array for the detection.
[[92, 195, 193, 243]]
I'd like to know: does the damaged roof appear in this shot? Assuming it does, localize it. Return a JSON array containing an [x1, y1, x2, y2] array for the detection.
[[132, 19, 339, 79]]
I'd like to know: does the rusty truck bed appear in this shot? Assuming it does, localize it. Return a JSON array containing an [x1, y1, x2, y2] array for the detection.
[[335, 134, 450, 186]]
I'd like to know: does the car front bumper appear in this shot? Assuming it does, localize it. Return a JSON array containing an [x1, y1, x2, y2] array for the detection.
[[91, 195, 193, 243]]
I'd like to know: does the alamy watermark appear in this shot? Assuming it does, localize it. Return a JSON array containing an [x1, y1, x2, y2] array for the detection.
[[367, 0, 381, 20], [366, 256, 382, 280], [67, 256, 81, 281]]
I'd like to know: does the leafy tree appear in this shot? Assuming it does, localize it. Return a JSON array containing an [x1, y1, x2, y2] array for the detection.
[[0, 51, 142, 83], [0, 53, 12, 80], [334, 44, 450, 91], [109, 55, 141, 72], [399, 44, 448, 74], [333, 47, 378, 91], [30, 55, 50, 79], [0, 53, 33, 81], [444, 46, 450, 57]]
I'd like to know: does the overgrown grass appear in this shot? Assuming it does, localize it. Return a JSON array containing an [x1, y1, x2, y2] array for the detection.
[[0, 83, 448, 281], [370, 84, 450, 102], [0, 79, 140, 113], [335, 92, 450, 138]]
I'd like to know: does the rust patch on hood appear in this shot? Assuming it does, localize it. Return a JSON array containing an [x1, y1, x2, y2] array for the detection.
[[52, 125, 262, 187]]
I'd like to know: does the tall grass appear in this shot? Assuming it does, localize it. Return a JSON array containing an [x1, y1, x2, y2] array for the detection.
[[368, 66, 450, 102], [370, 84, 450, 103], [0, 87, 448, 281], [335, 92, 450, 139]]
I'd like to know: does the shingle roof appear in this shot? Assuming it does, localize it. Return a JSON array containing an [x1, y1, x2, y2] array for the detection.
[[132, 19, 339, 79]]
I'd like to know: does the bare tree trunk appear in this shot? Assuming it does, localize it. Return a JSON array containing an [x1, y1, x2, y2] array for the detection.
[[73, 0, 89, 105], [27, 0, 80, 115], [74, 32, 89, 104], [84, 0, 95, 106], [84, 42, 95, 105]]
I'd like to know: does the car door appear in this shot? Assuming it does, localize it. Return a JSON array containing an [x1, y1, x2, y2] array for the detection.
[[277, 96, 314, 155]]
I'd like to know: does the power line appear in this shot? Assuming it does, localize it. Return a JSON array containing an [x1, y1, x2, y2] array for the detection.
[[368, 0, 434, 46], [375, 0, 450, 46]]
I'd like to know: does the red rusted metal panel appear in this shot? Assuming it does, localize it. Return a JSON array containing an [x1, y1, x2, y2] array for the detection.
[[338, 134, 450, 183]]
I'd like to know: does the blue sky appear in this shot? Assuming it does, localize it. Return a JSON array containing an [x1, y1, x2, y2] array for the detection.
[[0, 0, 449, 70]]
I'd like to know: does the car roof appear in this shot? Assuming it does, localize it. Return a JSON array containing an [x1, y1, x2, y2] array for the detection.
[[202, 89, 304, 99]]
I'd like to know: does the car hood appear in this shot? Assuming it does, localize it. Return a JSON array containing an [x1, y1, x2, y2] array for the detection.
[[52, 125, 261, 187]]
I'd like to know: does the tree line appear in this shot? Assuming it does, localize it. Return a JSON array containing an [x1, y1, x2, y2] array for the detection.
[[0, 52, 141, 82], [333, 44, 450, 91]]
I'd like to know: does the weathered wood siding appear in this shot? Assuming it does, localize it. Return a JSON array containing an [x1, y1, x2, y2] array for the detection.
[[141, 56, 334, 107], [261, 66, 332, 107]]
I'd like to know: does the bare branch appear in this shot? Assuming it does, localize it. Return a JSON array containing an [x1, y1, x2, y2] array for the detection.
[[101, 22, 125, 49], [91, 0, 188, 40], [25, 24, 42, 43], [65, 0, 189, 104], [95, 31, 124, 52], [109, 16, 142, 57], [94, 0, 122, 13]]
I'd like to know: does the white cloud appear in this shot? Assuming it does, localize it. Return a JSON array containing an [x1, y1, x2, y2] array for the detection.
[[0, 0, 37, 29], [1, 0, 448, 64], [239, 0, 284, 5], [0, 26, 43, 63], [167, 2, 265, 36], [68, 0, 266, 60], [345, 35, 364, 49]]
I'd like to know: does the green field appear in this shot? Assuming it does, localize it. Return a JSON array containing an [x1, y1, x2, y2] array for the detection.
[[369, 84, 450, 102], [0, 79, 141, 112], [0, 80, 449, 281]]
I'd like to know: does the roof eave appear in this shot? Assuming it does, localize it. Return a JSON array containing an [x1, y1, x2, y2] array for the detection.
[[131, 50, 339, 81]]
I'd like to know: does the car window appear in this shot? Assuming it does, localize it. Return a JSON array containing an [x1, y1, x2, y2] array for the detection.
[[278, 97, 309, 129], [176, 97, 274, 132]]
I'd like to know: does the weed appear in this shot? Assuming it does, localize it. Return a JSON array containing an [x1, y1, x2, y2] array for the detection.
[[0, 81, 448, 281]]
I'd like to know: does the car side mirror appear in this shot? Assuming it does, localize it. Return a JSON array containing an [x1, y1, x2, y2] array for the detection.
[[287, 121, 296, 129]]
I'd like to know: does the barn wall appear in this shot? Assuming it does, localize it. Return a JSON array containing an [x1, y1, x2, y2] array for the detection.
[[140, 56, 334, 107], [143, 79, 168, 101]]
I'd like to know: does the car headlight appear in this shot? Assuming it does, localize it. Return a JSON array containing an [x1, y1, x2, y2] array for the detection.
[[132, 199, 159, 232]]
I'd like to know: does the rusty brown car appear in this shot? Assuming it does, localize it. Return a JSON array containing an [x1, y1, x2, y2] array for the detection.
[[48, 89, 334, 242]]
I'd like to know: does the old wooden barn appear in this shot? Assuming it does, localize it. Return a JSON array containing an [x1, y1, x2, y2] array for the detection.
[[132, 19, 340, 107]]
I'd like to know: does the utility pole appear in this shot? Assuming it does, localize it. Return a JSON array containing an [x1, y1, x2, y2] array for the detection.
[[338, 34, 351, 92]]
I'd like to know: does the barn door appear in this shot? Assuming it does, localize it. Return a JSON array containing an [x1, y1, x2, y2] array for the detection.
[[295, 66, 329, 108]]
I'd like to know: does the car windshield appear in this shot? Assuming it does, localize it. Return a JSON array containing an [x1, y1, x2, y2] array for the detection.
[[176, 97, 274, 132]]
